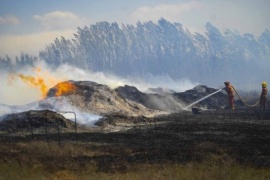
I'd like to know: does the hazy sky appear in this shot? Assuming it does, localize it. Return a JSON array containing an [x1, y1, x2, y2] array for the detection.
[[0, 0, 269, 58]]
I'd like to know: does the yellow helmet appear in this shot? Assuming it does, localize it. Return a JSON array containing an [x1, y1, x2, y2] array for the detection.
[[262, 82, 267, 88]]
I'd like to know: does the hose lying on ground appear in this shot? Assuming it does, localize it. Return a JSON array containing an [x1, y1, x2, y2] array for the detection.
[[232, 86, 260, 107]]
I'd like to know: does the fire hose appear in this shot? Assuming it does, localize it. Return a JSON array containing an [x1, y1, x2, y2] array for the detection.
[[231, 86, 260, 108]]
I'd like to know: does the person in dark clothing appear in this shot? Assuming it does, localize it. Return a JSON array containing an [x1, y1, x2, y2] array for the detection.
[[260, 82, 268, 110]]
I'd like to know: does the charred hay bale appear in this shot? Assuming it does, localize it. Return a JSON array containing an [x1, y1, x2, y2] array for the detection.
[[0, 110, 74, 132]]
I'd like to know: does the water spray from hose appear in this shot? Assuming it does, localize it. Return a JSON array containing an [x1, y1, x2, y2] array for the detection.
[[183, 85, 261, 111], [183, 88, 224, 110]]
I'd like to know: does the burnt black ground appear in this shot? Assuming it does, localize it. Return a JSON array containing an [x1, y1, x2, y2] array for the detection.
[[0, 107, 270, 172]]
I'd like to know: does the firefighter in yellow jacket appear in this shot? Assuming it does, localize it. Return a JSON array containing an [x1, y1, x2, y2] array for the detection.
[[224, 81, 235, 109], [260, 82, 268, 109]]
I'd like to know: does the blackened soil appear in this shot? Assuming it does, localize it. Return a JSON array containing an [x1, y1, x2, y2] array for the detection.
[[0, 108, 270, 172]]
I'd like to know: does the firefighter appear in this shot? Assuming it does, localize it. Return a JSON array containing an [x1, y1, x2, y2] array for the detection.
[[224, 81, 235, 109], [260, 82, 268, 110]]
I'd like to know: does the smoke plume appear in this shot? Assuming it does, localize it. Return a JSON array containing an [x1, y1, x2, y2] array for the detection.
[[0, 61, 198, 125], [1, 61, 198, 106]]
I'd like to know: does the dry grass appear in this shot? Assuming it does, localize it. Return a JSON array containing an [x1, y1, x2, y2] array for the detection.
[[0, 141, 270, 180], [1, 161, 270, 180], [1, 110, 270, 179]]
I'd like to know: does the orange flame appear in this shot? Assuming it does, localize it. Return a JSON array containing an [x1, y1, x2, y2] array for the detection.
[[18, 74, 48, 97], [55, 82, 77, 96], [10, 67, 75, 99]]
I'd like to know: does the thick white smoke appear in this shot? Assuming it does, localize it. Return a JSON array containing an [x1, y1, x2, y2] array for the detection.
[[47, 98, 102, 125], [0, 61, 199, 125], [52, 64, 199, 92], [0, 62, 198, 125], [0, 97, 101, 125], [0, 61, 199, 106], [1, 72, 41, 106]]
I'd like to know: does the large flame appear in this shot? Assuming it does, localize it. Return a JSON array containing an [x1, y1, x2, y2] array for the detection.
[[18, 74, 48, 97], [55, 82, 76, 97], [9, 67, 76, 99]]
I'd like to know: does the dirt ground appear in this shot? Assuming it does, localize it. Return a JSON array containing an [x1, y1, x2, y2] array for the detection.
[[0, 107, 270, 173]]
